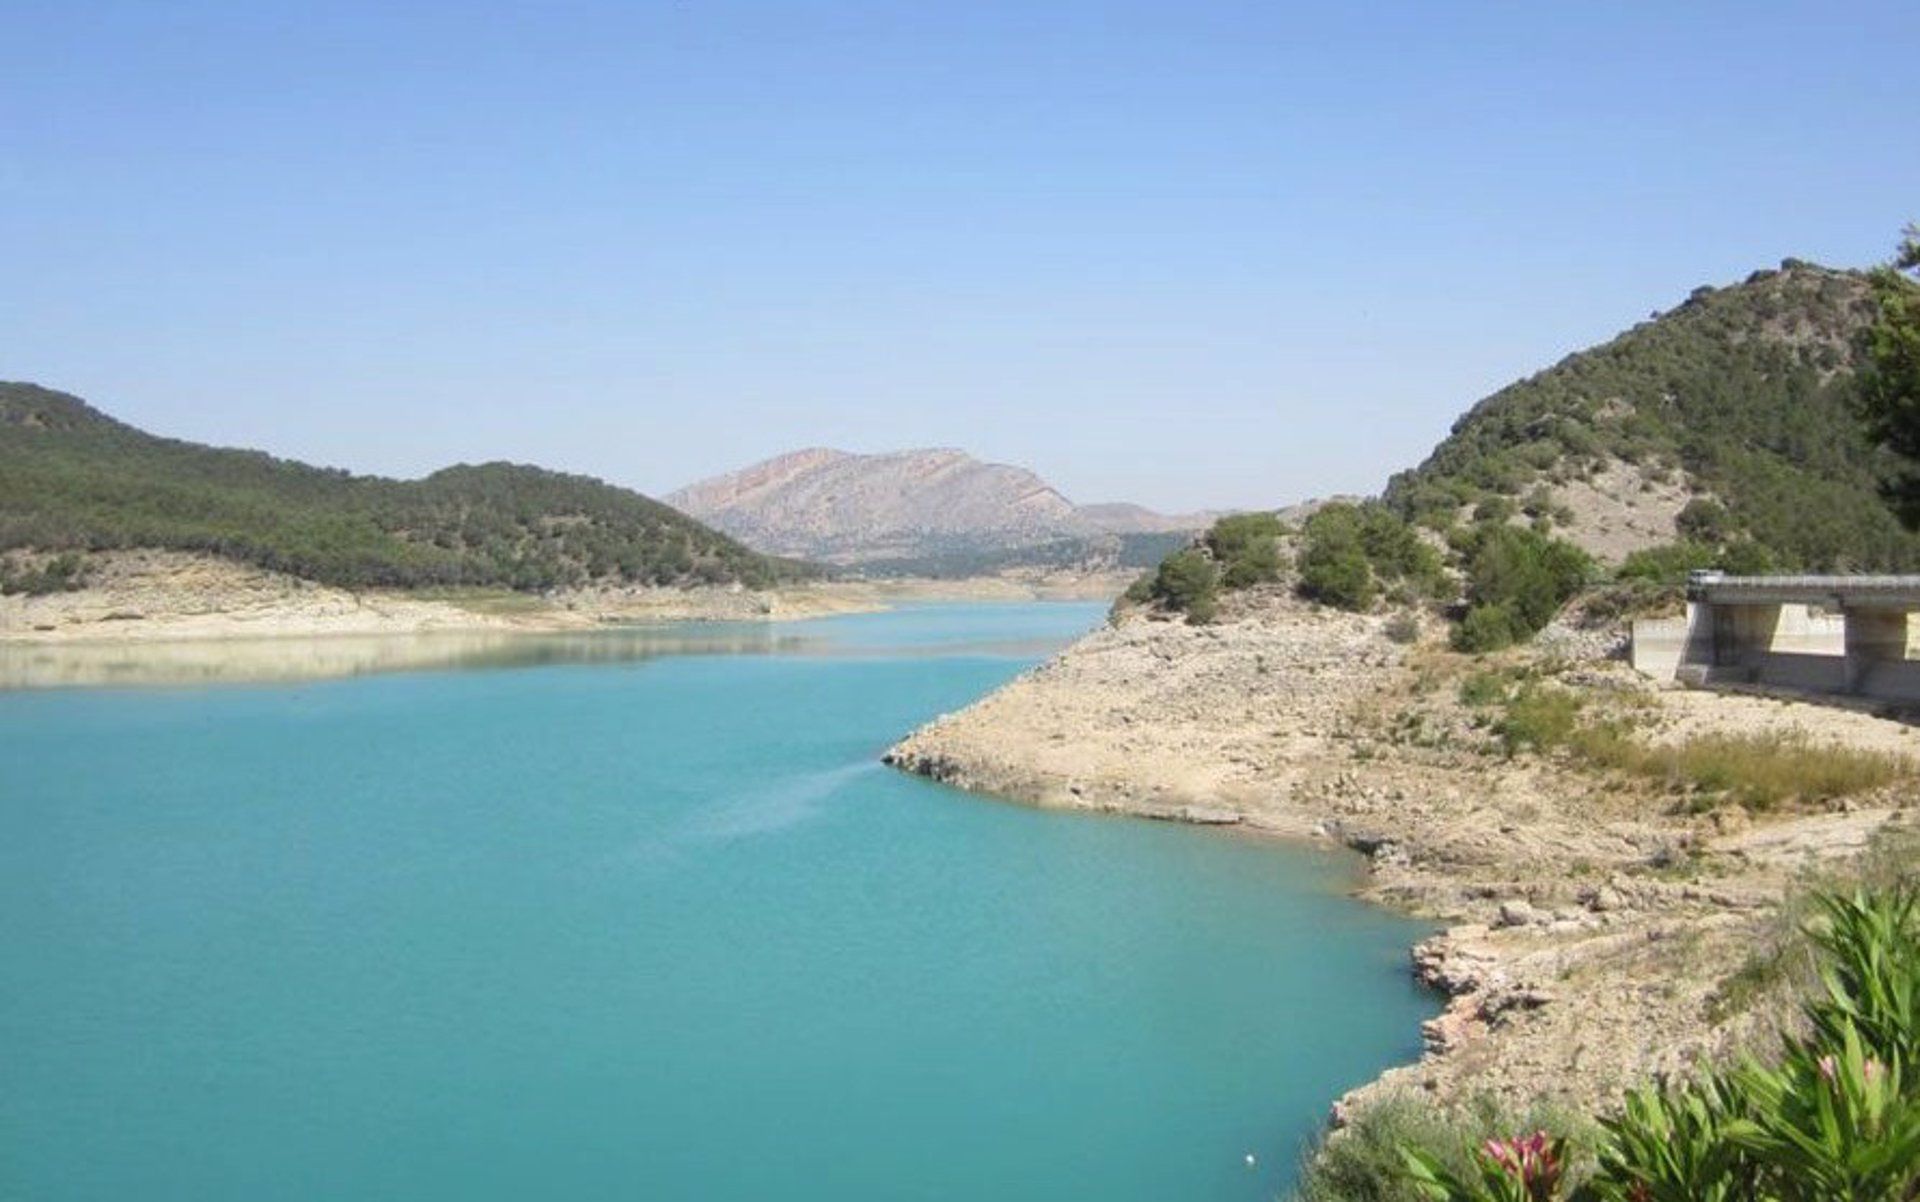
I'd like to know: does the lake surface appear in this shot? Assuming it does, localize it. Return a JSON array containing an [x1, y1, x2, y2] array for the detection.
[[0, 604, 1433, 1201]]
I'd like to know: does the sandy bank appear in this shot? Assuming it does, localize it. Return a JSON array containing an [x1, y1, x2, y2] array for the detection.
[[0, 550, 1130, 645], [885, 587, 1919, 1118]]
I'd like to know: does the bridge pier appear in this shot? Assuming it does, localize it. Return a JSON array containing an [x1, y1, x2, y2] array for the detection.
[[1630, 574, 1920, 703], [1842, 608, 1909, 694], [1708, 602, 1782, 676]]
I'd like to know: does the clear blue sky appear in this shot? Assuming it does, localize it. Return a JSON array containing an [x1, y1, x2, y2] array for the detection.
[[6, 1, 1917, 512]]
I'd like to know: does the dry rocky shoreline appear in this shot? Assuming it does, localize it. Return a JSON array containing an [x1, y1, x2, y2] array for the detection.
[[885, 585, 1919, 1121], [0, 549, 1130, 644]]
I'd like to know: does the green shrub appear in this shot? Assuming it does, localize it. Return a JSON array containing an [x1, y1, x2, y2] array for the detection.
[[1457, 671, 1511, 708], [1454, 526, 1592, 649], [1299, 502, 1443, 611], [1453, 601, 1522, 652], [1617, 540, 1774, 585], [1676, 498, 1735, 544], [1302, 543, 1377, 610], [1296, 1098, 1467, 1202], [1300, 505, 1378, 610], [1494, 687, 1583, 756], [1583, 1076, 1763, 1202], [1148, 548, 1218, 624], [1296, 1099, 1593, 1202], [1474, 496, 1517, 525], [1207, 512, 1288, 589], [0, 551, 87, 596]]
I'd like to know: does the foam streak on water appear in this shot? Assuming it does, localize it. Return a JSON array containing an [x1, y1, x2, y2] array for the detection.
[[0, 603, 1434, 1201]]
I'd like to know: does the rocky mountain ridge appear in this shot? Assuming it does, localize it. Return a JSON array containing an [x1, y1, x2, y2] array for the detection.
[[668, 446, 1208, 569]]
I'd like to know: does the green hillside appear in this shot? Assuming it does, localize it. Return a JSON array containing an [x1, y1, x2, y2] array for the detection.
[[0, 383, 811, 592], [1384, 260, 1920, 571]]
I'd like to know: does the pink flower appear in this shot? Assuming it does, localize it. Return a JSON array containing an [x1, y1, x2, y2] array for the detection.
[[1818, 1055, 1838, 1084], [1480, 1131, 1564, 1200]]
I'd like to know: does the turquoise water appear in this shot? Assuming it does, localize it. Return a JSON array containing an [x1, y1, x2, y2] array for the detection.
[[0, 604, 1433, 1201]]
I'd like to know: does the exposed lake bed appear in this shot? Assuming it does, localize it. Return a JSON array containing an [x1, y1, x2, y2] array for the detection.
[[0, 602, 1435, 1201]]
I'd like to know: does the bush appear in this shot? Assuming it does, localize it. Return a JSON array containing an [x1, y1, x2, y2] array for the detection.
[[1296, 1098, 1593, 1202], [1617, 540, 1774, 586], [1494, 687, 1583, 756], [1454, 526, 1592, 649], [1457, 670, 1511, 708], [1149, 548, 1218, 623], [1453, 601, 1522, 653], [1296, 1099, 1475, 1202], [1302, 543, 1377, 610], [1385, 612, 1421, 644], [1676, 498, 1735, 543], [1299, 502, 1443, 611], [0, 552, 87, 596], [1207, 512, 1288, 589]]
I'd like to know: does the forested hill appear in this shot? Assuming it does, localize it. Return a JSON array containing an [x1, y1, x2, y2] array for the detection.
[[1384, 260, 1920, 570], [0, 383, 811, 591]]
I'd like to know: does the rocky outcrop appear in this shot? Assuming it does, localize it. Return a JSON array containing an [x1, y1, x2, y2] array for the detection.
[[668, 447, 1207, 565]]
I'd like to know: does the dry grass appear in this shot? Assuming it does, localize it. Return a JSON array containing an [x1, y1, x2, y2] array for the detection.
[[1580, 728, 1912, 811], [1494, 684, 1915, 810]]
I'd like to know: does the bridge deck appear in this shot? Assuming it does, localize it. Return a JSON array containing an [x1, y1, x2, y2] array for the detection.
[[1688, 574, 1920, 608]]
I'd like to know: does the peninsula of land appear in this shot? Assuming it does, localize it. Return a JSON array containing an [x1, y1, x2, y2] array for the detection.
[[889, 258, 1920, 1128]]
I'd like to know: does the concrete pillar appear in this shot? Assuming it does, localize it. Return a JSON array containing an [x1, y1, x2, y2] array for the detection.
[[1710, 603, 1782, 676], [1843, 609, 1909, 694]]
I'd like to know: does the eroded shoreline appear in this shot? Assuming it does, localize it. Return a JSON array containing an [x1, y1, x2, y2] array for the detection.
[[883, 589, 1918, 1121], [0, 549, 1132, 646]]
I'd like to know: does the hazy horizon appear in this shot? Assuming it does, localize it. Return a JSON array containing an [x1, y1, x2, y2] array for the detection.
[[8, 2, 1917, 512]]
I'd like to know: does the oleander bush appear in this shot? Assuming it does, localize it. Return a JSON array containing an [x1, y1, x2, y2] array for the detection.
[[1329, 886, 1920, 1202]]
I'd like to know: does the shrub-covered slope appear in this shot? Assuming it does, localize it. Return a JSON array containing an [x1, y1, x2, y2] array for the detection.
[[1385, 261, 1920, 571], [0, 382, 809, 591]]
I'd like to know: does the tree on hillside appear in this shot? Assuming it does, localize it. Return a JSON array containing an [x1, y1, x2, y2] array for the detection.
[[1860, 223, 1920, 526], [1148, 548, 1219, 623], [1452, 525, 1593, 652]]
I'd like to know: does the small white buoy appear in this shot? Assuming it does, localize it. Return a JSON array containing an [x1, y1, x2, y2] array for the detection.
[[1245, 1153, 1257, 1168]]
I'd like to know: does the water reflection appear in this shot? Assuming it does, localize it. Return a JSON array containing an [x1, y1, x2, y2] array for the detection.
[[0, 617, 1091, 690], [0, 627, 810, 690]]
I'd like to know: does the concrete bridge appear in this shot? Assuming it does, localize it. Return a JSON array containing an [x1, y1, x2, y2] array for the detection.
[[1630, 572, 1920, 702]]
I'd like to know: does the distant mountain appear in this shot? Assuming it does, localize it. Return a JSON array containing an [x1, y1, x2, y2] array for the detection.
[[1385, 259, 1920, 569], [0, 383, 808, 591], [666, 447, 1208, 573]]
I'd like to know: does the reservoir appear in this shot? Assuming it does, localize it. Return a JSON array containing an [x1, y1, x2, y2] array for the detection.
[[0, 603, 1433, 1201]]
